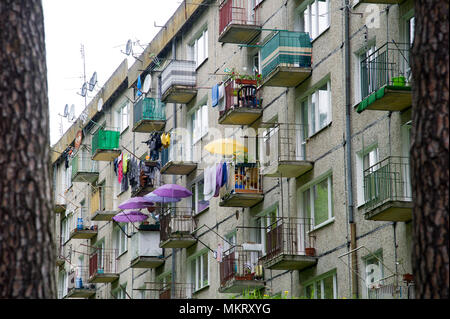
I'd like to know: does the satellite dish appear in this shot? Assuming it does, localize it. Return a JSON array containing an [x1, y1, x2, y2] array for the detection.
[[142, 74, 151, 94], [88, 72, 97, 91], [97, 98, 103, 112], [63, 104, 69, 117], [69, 104, 75, 121], [125, 39, 132, 56], [81, 82, 87, 97]]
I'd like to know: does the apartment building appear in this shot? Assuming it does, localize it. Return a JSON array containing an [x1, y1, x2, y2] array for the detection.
[[51, 0, 416, 299]]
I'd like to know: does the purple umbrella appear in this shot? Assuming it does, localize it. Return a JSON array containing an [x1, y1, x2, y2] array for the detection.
[[144, 192, 182, 203], [113, 211, 148, 223], [118, 196, 154, 210], [153, 184, 192, 199]]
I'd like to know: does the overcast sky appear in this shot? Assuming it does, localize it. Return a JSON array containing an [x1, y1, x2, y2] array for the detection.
[[43, 0, 182, 145]]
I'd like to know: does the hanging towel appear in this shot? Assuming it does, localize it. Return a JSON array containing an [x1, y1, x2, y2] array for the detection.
[[123, 153, 128, 174], [203, 165, 216, 201], [221, 161, 228, 187], [218, 83, 225, 100], [214, 162, 223, 197], [212, 84, 219, 107]]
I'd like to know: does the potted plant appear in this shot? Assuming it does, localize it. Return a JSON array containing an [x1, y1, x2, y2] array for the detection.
[[402, 273, 413, 283], [305, 247, 315, 256]]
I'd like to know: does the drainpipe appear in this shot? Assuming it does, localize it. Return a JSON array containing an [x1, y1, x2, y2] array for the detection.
[[344, 0, 358, 299]]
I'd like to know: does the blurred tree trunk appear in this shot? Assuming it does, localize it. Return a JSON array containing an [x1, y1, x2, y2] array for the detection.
[[411, 0, 449, 299], [0, 0, 55, 298]]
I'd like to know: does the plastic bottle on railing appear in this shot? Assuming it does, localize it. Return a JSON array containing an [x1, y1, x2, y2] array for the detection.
[[77, 218, 83, 230]]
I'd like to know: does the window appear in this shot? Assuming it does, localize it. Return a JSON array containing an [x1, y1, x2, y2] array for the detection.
[[61, 214, 70, 243], [358, 45, 376, 101], [300, 80, 331, 137], [189, 29, 208, 68], [304, 270, 337, 299], [299, 0, 330, 40], [114, 224, 128, 256], [65, 163, 72, 191], [191, 178, 210, 215], [406, 16, 415, 47], [189, 250, 209, 292], [98, 180, 106, 211], [301, 174, 333, 228], [255, 204, 279, 255], [58, 270, 67, 299], [113, 285, 127, 299], [116, 102, 129, 134], [190, 104, 208, 144], [356, 146, 379, 206], [223, 231, 236, 255]]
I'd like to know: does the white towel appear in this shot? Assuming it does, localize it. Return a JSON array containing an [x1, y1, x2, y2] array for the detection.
[[203, 165, 216, 201]]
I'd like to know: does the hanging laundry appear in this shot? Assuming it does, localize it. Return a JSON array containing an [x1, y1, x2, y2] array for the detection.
[[161, 132, 170, 148], [218, 83, 224, 100], [117, 153, 123, 184], [216, 243, 223, 262], [203, 165, 216, 201], [211, 84, 219, 107], [214, 162, 223, 197], [221, 161, 228, 187], [123, 153, 128, 174]]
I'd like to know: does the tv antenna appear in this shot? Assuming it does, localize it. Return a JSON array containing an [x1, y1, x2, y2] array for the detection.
[[78, 44, 98, 104], [121, 39, 143, 62]]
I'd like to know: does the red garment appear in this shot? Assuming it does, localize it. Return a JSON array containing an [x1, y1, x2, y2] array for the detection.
[[118, 158, 123, 184]]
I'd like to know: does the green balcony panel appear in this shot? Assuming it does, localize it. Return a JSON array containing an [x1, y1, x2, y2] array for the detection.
[[71, 153, 99, 183], [91, 129, 121, 161], [133, 97, 166, 133]]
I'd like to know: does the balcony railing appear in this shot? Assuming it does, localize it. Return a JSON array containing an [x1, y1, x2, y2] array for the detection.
[[368, 283, 415, 300], [160, 60, 197, 104], [161, 131, 197, 175], [364, 156, 412, 221], [219, 246, 264, 293], [218, 78, 262, 125], [66, 267, 96, 298], [88, 248, 119, 283], [219, 162, 263, 207], [159, 208, 197, 248], [71, 152, 99, 183], [130, 227, 164, 268], [260, 217, 318, 270], [218, 0, 261, 44], [261, 31, 312, 87], [133, 97, 166, 133], [159, 282, 194, 299], [260, 123, 313, 178], [357, 42, 412, 112], [91, 128, 121, 161], [56, 236, 71, 267]]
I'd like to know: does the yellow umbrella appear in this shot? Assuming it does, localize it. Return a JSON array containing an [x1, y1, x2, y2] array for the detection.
[[204, 138, 248, 155]]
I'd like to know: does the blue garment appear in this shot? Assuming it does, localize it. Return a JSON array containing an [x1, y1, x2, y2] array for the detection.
[[221, 162, 227, 187], [212, 84, 219, 107], [136, 75, 142, 97]]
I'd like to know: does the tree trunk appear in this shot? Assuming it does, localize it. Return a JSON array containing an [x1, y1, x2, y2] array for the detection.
[[411, 0, 449, 299], [0, 0, 56, 298]]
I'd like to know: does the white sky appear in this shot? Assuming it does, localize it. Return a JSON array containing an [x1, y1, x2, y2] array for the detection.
[[43, 0, 182, 145]]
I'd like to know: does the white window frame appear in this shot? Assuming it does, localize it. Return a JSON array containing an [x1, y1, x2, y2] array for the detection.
[[355, 44, 376, 102], [304, 271, 337, 299], [298, 0, 330, 40], [189, 103, 208, 145], [300, 80, 332, 137], [116, 101, 129, 134], [299, 173, 334, 229], [356, 145, 379, 207], [188, 249, 209, 292], [191, 177, 210, 215], [114, 224, 128, 256], [189, 28, 208, 68]]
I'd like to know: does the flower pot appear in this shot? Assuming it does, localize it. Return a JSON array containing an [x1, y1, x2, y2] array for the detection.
[[392, 76, 406, 87], [403, 273, 413, 283], [305, 247, 315, 256], [236, 79, 257, 85]]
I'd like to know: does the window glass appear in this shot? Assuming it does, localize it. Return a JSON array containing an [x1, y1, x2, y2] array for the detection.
[[300, 1, 329, 39], [304, 272, 336, 299], [323, 275, 334, 299], [313, 178, 329, 225], [318, 83, 329, 129], [318, 0, 329, 35]]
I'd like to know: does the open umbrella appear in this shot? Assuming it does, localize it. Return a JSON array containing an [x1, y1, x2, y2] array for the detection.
[[152, 184, 192, 198], [144, 192, 182, 203], [118, 196, 154, 210], [113, 211, 148, 223], [204, 138, 248, 156]]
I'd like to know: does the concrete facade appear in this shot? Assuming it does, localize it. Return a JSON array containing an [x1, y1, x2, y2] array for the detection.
[[52, 0, 415, 299]]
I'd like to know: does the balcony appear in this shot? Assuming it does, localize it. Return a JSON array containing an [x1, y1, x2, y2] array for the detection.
[[363, 156, 412, 222], [218, 0, 261, 44], [71, 152, 99, 183], [357, 0, 403, 4], [66, 268, 96, 298], [159, 208, 197, 249], [140, 282, 193, 299], [357, 42, 412, 113], [219, 163, 263, 207], [56, 237, 70, 267], [54, 196, 66, 214], [260, 123, 313, 178], [218, 78, 262, 125], [131, 162, 161, 197], [88, 248, 119, 283], [91, 128, 121, 161], [90, 187, 117, 221], [161, 60, 197, 104], [133, 97, 166, 133], [219, 246, 265, 293], [259, 217, 317, 270], [261, 31, 312, 87], [130, 225, 164, 268], [69, 216, 98, 240], [160, 133, 197, 175]]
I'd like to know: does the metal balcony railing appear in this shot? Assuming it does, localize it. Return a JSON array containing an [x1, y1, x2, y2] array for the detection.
[[159, 282, 194, 299], [263, 217, 314, 260], [68, 267, 95, 291], [219, 246, 264, 287], [71, 152, 98, 179], [89, 248, 118, 278], [159, 208, 197, 243], [219, 0, 260, 35], [261, 31, 312, 79], [133, 97, 166, 125], [360, 42, 411, 100], [91, 128, 120, 155], [220, 78, 262, 116], [368, 283, 415, 299], [363, 156, 412, 212], [160, 60, 196, 97], [226, 162, 263, 194]]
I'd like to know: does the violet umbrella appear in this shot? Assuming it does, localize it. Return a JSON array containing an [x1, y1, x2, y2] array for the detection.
[[143, 192, 182, 203], [152, 184, 192, 199], [113, 211, 149, 223], [118, 196, 154, 210]]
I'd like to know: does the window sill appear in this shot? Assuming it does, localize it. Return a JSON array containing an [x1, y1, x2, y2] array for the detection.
[[306, 121, 332, 141], [308, 217, 335, 233], [194, 206, 209, 218], [311, 26, 330, 45], [120, 126, 129, 136], [193, 284, 209, 295], [196, 58, 208, 72], [117, 249, 128, 259]]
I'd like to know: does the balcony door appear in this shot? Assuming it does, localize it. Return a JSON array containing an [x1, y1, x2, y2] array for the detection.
[[401, 122, 412, 200]]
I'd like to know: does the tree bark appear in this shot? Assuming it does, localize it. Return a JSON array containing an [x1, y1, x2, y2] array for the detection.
[[0, 0, 56, 298], [411, 0, 449, 299]]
